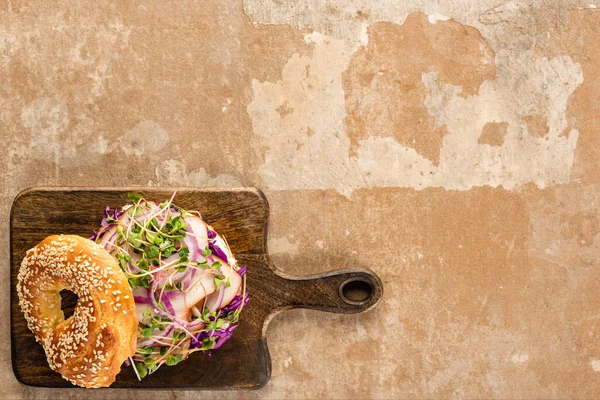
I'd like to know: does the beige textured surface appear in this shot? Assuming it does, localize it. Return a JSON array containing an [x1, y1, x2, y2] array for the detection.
[[1, 0, 600, 398]]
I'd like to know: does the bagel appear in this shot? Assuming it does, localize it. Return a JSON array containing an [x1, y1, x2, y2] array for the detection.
[[17, 235, 137, 388]]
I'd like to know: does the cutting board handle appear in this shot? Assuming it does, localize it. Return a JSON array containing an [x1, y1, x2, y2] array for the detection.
[[273, 269, 383, 314]]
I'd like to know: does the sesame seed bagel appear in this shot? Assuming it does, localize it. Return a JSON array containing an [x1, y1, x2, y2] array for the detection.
[[17, 235, 137, 388]]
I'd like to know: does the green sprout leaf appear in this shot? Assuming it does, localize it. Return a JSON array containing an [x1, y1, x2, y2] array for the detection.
[[200, 338, 216, 351], [214, 277, 225, 290], [161, 247, 174, 258], [145, 245, 160, 259], [137, 346, 153, 357], [141, 275, 151, 289], [178, 247, 189, 263], [127, 192, 144, 203], [135, 362, 148, 378], [207, 318, 225, 331], [141, 326, 154, 338], [165, 353, 184, 366], [127, 231, 143, 248], [128, 277, 139, 290], [144, 357, 157, 371], [116, 253, 127, 271], [145, 230, 157, 244], [137, 258, 149, 271]]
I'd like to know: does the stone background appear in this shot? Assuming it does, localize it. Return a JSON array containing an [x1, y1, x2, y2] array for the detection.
[[1, 0, 600, 398]]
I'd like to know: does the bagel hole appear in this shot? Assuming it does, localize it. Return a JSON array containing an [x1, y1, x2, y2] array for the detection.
[[60, 289, 78, 319]]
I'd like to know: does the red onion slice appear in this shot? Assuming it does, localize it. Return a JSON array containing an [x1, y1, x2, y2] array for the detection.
[[191, 305, 202, 318], [186, 216, 209, 256], [134, 295, 151, 304], [205, 285, 225, 312], [160, 291, 176, 315]]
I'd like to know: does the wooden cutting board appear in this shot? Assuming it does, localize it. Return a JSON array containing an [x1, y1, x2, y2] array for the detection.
[[10, 187, 383, 389]]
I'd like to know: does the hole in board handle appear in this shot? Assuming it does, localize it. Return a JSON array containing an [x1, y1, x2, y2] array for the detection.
[[339, 278, 374, 305]]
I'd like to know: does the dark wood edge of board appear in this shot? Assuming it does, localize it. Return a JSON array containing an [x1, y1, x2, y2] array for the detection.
[[10, 186, 384, 390]]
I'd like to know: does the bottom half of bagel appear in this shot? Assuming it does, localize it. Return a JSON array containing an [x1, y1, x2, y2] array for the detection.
[[17, 235, 138, 388]]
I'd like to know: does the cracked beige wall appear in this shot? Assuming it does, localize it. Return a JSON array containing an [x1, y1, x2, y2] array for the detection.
[[246, 6, 584, 195]]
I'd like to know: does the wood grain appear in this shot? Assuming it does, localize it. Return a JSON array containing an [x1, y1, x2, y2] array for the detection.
[[10, 187, 383, 389]]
